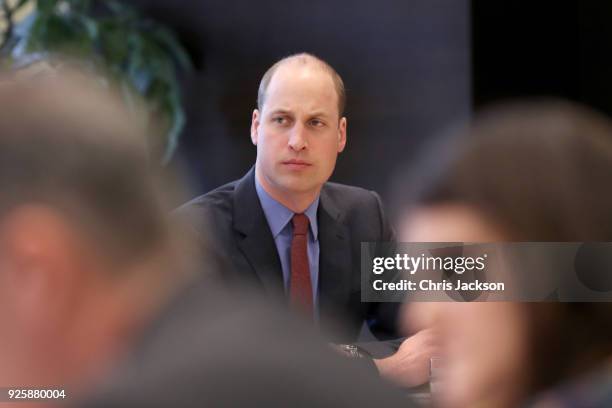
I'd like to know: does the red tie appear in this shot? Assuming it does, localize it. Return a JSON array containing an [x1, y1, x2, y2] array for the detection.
[[290, 213, 313, 319]]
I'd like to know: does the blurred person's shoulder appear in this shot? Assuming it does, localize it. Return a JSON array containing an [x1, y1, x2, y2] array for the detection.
[[76, 278, 412, 408]]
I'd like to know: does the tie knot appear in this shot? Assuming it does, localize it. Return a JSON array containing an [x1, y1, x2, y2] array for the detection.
[[292, 213, 309, 236]]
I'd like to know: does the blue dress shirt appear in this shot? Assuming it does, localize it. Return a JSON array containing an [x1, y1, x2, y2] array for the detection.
[[254, 177, 320, 308]]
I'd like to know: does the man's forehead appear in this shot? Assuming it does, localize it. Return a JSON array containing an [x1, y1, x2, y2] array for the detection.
[[263, 64, 339, 115], [270, 62, 334, 88]]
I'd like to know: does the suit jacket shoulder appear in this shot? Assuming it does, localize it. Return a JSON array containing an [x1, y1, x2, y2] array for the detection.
[[175, 176, 244, 256], [176, 178, 238, 230], [321, 181, 394, 242]]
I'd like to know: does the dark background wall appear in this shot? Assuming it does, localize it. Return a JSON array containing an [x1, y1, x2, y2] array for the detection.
[[472, 1, 612, 115], [132, 0, 471, 201], [132, 0, 612, 203]]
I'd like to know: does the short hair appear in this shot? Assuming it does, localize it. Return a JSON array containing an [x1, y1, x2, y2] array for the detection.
[[0, 69, 169, 267], [257, 53, 346, 117]]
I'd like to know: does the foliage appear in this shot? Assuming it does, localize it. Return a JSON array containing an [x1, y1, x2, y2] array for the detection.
[[0, 0, 193, 163]]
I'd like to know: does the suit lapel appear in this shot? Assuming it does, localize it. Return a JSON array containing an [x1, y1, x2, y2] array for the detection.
[[233, 168, 285, 297], [232, 172, 353, 315], [318, 186, 352, 325]]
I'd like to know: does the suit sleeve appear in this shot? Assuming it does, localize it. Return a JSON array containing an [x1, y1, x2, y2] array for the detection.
[[359, 191, 404, 354]]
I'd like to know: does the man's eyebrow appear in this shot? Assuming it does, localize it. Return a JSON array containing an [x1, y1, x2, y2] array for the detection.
[[268, 109, 292, 116], [308, 111, 332, 118]]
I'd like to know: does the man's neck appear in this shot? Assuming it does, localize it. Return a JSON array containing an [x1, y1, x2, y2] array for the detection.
[[255, 169, 320, 214]]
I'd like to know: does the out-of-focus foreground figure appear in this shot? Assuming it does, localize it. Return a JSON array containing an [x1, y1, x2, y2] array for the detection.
[[0, 69, 179, 400], [397, 101, 612, 408]]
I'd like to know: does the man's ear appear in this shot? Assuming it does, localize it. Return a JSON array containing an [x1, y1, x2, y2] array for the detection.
[[337, 117, 347, 153], [251, 109, 260, 145]]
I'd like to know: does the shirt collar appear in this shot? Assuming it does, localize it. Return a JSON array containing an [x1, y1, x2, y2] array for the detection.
[[255, 176, 319, 240]]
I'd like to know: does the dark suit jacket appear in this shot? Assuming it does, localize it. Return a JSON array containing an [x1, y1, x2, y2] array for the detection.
[[178, 168, 398, 344]]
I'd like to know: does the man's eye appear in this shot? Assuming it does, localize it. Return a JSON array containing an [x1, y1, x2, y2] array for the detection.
[[273, 117, 287, 124], [310, 119, 325, 127]]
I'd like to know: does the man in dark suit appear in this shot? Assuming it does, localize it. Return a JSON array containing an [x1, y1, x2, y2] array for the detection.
[[179, 53, 437, 388]]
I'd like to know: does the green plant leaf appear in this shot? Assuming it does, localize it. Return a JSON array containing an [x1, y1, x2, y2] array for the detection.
[[97, 21, 128, 65], [162, 88, 185, 163], [36, 0, 59, 13], [15, 0, 191, 164], [148, 26, 193, 71]]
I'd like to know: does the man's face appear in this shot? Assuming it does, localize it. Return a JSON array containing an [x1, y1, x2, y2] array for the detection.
[[251, 64, 347, 201]]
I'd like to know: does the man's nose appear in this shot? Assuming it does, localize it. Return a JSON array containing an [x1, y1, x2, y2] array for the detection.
[[288, 123, 307, 151]]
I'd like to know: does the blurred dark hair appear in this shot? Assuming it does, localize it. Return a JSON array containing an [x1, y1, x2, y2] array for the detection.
[[394, 100, 612, 398], [0, 69, 169, 268]]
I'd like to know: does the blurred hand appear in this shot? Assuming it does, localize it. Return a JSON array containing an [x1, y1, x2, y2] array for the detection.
[[374, 328, 440, 388], [401, 302, 446, 334]]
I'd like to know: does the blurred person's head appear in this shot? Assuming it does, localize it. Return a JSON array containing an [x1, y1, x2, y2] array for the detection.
[[0, 68, 179, 393], [251, 53, 347, 212], [395, 101, 612, 408]]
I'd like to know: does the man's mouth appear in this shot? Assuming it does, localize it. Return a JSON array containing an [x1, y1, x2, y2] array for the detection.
[[282, 159, 312, 167]]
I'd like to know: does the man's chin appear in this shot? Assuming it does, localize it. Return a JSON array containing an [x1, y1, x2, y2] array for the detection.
[[275, 178, 321, 196]]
